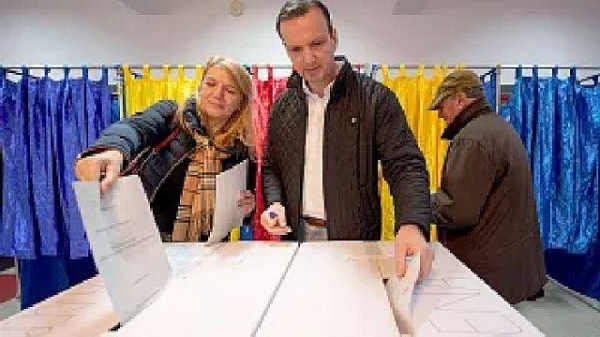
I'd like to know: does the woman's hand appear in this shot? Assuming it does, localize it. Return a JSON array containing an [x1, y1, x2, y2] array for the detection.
[[75, 150, 124, 194], [238, 190, 256, 217]]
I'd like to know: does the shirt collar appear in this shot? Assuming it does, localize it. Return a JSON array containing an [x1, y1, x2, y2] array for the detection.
[[302, 79, 335, 100], [302, 61, 342, 99]]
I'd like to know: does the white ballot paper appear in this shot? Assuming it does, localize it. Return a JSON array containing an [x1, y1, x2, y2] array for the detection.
[[386, 253, 420, 335], [207, 159, 248, 245], [73, 176, 171, 324]]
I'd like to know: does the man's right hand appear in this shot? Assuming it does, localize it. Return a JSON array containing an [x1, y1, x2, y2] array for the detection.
[[74, 150, 124, 194], [260, 202, 292, 236]]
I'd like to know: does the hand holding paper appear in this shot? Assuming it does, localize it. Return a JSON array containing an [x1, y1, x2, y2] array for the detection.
[[207, 160, 249, 245], [386, 253, 420, 335], [73, 176, 171, 324], [395, 224, 433, 280]]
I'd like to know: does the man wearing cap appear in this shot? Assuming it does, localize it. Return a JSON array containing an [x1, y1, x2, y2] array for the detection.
[[430, 70, 546, 304]]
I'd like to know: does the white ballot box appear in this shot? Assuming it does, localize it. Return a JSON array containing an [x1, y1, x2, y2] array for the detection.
[[257, 241, 401, 337], [394, 242, 545, 336], [1, 241, 544, 337], [111, 241, 297, 336]]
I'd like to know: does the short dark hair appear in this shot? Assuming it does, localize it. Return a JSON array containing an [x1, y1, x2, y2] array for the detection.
[[276, 0, 333, 39]]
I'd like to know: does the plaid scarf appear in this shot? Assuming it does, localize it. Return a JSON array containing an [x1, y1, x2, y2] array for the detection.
[[172, 137, 227, 242]]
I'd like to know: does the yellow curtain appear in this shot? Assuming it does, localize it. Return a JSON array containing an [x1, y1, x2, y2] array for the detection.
[[380, 64, 465, 241], [122, 64, 204, 117]]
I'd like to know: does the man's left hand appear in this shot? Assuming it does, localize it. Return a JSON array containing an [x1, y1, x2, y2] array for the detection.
[[395, 224, 433, 281]]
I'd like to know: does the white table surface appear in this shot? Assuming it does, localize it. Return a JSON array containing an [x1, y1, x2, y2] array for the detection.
[[257, 241, 401, 337], [396, 242, 545, 336], [109, 241, 298, 337], [0, 241, 545, 337], [0, 243, 220, 337]]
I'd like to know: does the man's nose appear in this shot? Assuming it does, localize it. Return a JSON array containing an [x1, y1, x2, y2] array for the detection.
[[301, 49, 317, 65]]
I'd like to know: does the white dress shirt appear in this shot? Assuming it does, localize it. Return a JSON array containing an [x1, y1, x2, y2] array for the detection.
[[301, 80, 334, 220]]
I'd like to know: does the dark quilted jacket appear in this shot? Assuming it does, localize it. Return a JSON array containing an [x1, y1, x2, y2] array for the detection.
[[263, 59, 431, 241], [81, 99, 251, 234]]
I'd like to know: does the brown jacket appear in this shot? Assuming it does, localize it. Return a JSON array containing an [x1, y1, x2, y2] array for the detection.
[[263, 58, 431, 241], [432, 98, 546, 304]]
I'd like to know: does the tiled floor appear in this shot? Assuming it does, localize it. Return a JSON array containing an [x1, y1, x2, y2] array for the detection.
[[515, 280, 600, 337], [0, 298, 19, 321], [0, 276, 598, 335]]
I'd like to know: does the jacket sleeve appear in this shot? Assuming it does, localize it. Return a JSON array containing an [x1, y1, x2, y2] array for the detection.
[[261, 101, 285, 207], [375, 88, 431, 233], [431, 139, 497, 229], [80, 100, 178, 164]]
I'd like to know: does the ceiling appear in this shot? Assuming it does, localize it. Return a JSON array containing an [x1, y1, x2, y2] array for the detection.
[[0, 0, 598, 16], [116, 0, 193, 15]]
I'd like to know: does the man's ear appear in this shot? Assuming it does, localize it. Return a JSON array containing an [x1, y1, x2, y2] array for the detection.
[[331, 28, 338, 50]]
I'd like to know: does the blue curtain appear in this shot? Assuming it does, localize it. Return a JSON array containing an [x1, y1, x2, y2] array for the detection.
[[481, 68, 497, 111], [500, 66, 600, 299], [0, 67, 115, 308]]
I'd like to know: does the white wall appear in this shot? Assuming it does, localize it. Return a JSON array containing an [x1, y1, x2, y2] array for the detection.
[[1, 0, 599, 71]]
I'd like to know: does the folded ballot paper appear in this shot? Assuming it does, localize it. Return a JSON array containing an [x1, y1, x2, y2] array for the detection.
[[73, 175, 172, 324], [385, 253, 420, 335], [73, 159, 247, 326]]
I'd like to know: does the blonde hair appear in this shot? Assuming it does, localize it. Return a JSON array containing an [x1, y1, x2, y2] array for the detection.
[[178, 56, 253, 150]]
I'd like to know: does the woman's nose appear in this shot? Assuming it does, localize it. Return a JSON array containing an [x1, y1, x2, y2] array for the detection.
[[213, 85, 226, 98]]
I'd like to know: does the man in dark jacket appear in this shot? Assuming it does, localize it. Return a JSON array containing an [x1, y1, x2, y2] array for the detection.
[[260, 0, 433, 280], [430, 69, 547, 304]]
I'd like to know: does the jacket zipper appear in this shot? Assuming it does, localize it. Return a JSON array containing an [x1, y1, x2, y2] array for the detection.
[[321, 93, 333, 239], [298, 93, 309, 242]]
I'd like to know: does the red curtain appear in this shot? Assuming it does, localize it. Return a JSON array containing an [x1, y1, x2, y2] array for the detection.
[[251, 65, 288, 240]]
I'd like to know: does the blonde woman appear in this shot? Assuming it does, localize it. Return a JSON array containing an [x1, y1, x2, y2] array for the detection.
[[75, 56, 255, 242]]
